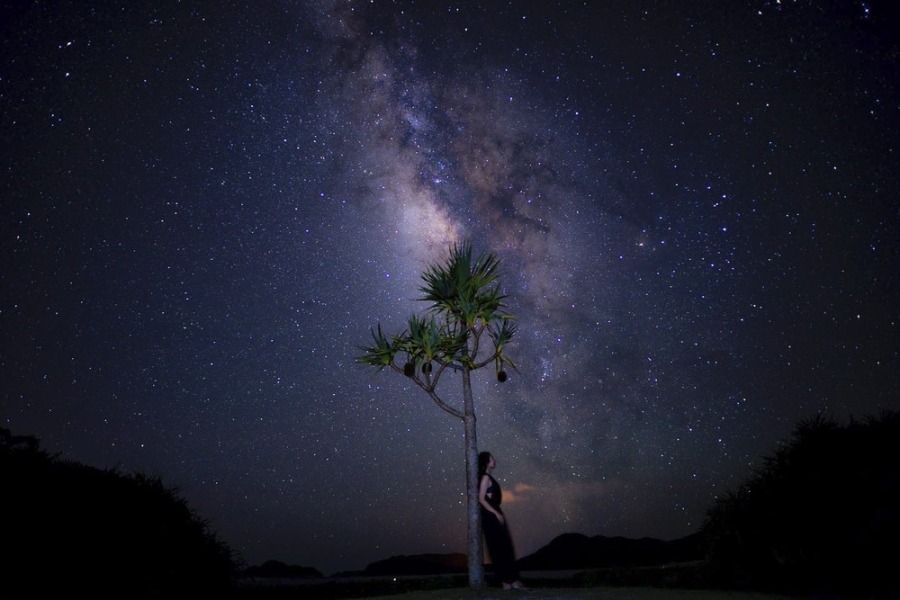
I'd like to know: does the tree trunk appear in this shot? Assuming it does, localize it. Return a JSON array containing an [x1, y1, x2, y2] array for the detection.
[[462, 366, 484, 590]]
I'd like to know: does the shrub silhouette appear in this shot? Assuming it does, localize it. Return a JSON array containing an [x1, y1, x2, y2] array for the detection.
[[700, 410, 900, 596], [1, 428, 239, 595]]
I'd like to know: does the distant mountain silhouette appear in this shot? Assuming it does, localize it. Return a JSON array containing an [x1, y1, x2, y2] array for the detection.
[[359, 552, 468, 577], [308, 533, 703, 579], [242, 559, 323, 579], [517, 532, 704, 571]]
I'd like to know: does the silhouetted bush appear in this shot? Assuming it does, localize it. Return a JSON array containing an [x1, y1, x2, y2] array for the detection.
[[700, 410, 900, 597], [1, 428, 239, 596]]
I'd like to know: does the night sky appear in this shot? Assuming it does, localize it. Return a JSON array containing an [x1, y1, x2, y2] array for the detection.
[[2, 0, 898, 576]]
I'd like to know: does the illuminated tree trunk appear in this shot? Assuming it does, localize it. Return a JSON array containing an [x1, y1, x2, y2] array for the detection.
[[462, 366, 484, 589]]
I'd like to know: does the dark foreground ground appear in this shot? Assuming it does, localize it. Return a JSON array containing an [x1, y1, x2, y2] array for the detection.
[[235, 582, 798, 600], [232, 570, 804, 600], [364, 588, 799, 600]]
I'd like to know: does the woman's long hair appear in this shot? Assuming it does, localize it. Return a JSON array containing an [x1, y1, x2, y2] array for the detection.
[[478, 451, 493, 479]]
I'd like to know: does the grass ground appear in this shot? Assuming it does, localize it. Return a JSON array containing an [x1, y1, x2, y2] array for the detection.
[[232, 570, 803, 600], [362, 588, 799, 600]]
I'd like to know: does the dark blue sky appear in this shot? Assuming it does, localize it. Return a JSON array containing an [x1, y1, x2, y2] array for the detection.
[[2, 0, 897, 575]]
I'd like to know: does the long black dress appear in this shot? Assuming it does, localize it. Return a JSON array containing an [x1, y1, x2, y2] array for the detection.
[[480, 473, 520, 584]]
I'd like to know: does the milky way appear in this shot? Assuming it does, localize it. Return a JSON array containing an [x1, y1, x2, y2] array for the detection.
[[2, 1, 897, 574]]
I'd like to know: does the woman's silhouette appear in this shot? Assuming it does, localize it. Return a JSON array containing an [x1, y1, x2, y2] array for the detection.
[[478, 451, 529, 590]]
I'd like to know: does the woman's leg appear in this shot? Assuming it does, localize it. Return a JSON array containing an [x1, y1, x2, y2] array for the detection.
[[481, 512, 512, 584], [493, 525, 518, 584]]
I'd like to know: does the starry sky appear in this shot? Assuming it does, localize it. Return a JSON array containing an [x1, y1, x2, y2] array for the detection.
[[2, 0, 898, 576]]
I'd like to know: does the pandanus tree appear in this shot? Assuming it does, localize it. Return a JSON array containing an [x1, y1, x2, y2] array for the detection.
[[357, 242, 517, 590]]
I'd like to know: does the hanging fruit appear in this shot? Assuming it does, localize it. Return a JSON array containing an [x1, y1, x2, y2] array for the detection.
[[497, 370, 507, 382], [403, 362, 415, 377]]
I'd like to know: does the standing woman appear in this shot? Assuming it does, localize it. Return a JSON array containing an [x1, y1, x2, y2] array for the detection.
[[478, 451, 529, 590]]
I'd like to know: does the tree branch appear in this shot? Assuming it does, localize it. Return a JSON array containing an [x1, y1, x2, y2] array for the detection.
[[473, 350, 500, 370], [426, 390, 464, 419], [391, 362, 464, 418]]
